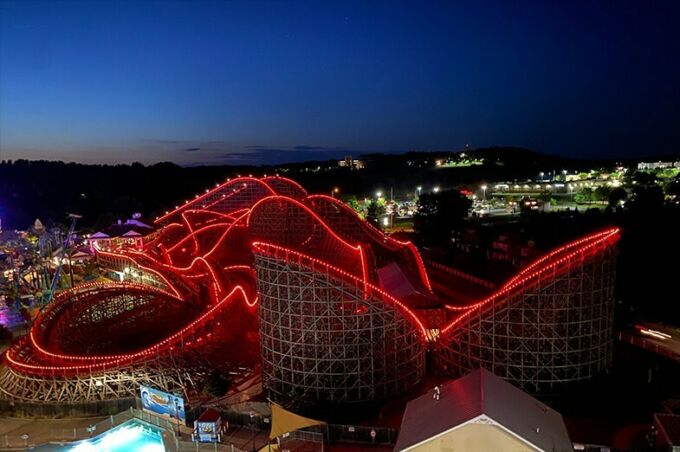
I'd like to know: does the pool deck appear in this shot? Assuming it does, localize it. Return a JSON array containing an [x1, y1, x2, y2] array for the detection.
[[0, 416, 108, 450], [0, 415, 393, 451]]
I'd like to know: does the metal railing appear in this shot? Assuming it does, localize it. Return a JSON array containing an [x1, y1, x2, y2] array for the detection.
[[0, 396, 137, 418], [1, 408, 136, 450], [1, 397, 395, 450], [198, 406, 399, 446], [0, 406, 248, 452]]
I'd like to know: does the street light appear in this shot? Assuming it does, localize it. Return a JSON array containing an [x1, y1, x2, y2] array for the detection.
[[174, 397, 181, 438], [376, 191, 383, 198], [539, 172, 544, 181], [433, 186, 440, 193], [331, 187, 340, 198], [481, 185, 487, 201], [250, 411, 256, 452]]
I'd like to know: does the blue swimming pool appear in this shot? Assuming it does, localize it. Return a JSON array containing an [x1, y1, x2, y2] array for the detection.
[[37, 419, 166, 452]]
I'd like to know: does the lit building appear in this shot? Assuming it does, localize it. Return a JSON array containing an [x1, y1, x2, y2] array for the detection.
[[637, 161, 680, 170], [338, 156, 365, 169], [88, 216, 155, 251]]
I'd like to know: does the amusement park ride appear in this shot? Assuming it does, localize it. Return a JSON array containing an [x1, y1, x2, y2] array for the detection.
[[42, 213, 81, 304], [0, 176, 620, 409], [2, 213, 81, 315]]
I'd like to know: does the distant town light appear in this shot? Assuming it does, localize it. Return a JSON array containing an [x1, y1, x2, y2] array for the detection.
[[433, 186, 440, 193]]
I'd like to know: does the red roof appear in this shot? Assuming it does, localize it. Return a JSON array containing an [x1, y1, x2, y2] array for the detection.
[[394, 368, 572, 451], [197, 408, 221, 423]]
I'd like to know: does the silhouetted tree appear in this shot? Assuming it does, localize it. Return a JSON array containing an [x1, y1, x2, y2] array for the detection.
[[629, 185, 664, 212], [666, 176, 680, 199], [414, 190, 471, 247], [593, 186, 612, 204], [366, 198, 385, 228], [608, 187, 628, 207], [202, 370, 231, 397], [0, 325, 12, 346]]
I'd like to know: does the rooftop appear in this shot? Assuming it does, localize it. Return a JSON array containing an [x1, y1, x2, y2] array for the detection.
[[394, 368, 572, 452]]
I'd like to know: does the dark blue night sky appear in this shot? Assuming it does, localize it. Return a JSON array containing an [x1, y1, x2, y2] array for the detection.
[[1, 0, 678, 165]]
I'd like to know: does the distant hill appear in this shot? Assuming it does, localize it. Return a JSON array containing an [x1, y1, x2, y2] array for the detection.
[[0, 148, 623, 229]]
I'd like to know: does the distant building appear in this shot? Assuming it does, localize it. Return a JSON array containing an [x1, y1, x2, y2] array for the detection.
[[394, 368, 572, 452], [638, 161, 680, 170], [338, 156, 365, 169], [489, 232, 538, 268], [88, 216, 155, 251]]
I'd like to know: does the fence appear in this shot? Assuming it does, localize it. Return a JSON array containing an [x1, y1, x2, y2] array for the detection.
[[0, 396, 137, 418], [0, 405, 248, 452], [0, 406, 138, 449], [201, 406, 399, 446], [279, 430, 324, 452], [0, 396, 397, 449]]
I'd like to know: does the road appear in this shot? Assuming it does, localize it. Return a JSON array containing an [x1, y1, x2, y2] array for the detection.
[[618, 322, 680, 362]]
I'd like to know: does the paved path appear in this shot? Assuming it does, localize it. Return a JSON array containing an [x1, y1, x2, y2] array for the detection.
[[618, 323, 680, 362]]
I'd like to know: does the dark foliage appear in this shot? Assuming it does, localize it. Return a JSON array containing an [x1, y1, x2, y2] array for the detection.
[[202, 370, 231, 397], [0, 325, 12, 345], [414, 190, 472, 247], [0, 147, 603, 229], [608, 187, 628, 207]]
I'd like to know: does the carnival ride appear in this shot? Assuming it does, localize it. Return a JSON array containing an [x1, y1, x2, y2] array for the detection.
[[0, 176, 620, 406]]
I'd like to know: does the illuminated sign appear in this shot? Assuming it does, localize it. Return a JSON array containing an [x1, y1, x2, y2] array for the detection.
[[140, 385, 186, 423]]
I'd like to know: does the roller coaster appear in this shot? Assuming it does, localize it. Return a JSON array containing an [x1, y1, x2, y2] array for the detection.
[[0, 175, 620, 406]]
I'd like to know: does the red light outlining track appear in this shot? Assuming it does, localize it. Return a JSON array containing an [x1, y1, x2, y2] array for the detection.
[[440, 227, 620, 334], [247, 195, 372, 294], [306, 194, 433, 293], [252, 241, 429, 339], [7, 285, 255, 374], [154, 176, 290, 224], [1, 176, 620, 405]]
